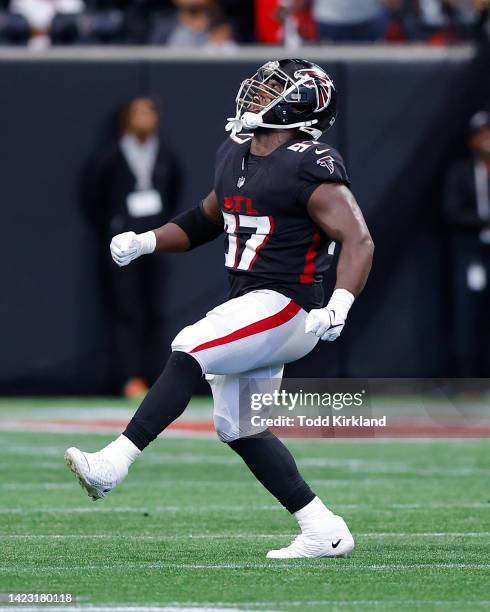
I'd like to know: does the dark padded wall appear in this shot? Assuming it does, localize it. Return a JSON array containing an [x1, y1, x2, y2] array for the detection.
[[0, 62, 142, 392], [342, 61, 466, 376], [0, 54, 484, 393], [341, 56, 488, 376]]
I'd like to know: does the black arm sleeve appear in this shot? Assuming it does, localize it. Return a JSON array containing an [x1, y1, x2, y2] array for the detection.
[[171, 201, 223, 250]]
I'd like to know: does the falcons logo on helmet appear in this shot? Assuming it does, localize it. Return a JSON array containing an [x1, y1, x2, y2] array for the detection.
[[316, 152, 335, 174], [295, 68, 333, 113]]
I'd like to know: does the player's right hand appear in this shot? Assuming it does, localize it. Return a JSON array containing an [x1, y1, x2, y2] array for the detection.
[[110, 231, 156, 267]]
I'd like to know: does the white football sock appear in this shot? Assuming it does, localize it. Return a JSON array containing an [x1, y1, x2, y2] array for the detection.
[[99, 434, 141, 473], [294, 497, 334, 535]]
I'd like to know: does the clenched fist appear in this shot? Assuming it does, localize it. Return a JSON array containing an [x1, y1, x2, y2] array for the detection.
[[305, 288, 355, 342], [110, 231, 156, 267]]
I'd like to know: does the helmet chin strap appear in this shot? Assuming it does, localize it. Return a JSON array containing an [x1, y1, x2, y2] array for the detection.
[[225, 111, 322, 140]]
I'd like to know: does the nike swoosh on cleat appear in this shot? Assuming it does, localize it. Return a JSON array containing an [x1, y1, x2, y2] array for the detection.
[[332, 539, 342, 548]]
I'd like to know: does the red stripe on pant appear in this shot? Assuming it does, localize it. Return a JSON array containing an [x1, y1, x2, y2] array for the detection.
[[190, 300, 302, 353]]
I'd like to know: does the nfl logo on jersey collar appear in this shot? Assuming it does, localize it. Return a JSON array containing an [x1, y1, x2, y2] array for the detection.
[[237, 176, 246, 188]]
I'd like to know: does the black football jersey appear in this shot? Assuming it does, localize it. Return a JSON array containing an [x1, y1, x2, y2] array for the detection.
[[213, 133, 350, 311]]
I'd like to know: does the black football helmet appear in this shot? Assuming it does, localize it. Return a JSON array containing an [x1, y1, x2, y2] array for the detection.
[[226, 59, 337, 140]]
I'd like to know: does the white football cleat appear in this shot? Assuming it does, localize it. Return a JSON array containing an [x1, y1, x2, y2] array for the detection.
[[64, 447, 127, 501], [267, 514, 355, 559]]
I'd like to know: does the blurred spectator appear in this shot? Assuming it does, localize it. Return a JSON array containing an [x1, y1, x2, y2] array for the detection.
[[149, 0, 236, 48], [220, 0, 254, 42], [0, 0, 130, 46], [443, 110, 490, 376], [7, 0, 84, 48], [388, 0, 488, 43], [0, 0, 485, 46], [418, 0, 483, 42], [255, 0, 318, 45], [261, 0, 397, 43], [256, 0, 487, 44], [85, 97, 181, 398], [311, 0, 390, 42]]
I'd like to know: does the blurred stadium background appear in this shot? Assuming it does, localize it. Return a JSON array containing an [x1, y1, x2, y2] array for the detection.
[[0, 3, 489, 609], [1, 37, 490, 394]]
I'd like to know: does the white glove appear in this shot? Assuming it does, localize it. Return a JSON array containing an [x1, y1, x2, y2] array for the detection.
[[110, 231, 156, 267], [305, 288, 355, 342]]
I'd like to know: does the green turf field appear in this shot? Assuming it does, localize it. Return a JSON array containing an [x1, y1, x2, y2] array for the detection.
[[0, 400, 489, 611]]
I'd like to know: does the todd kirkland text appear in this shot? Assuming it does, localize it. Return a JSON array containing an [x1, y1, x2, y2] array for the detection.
[[251, 415, 387, 428]]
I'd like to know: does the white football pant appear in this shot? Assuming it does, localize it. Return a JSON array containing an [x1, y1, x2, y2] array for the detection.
[[171, 290, 318, 442]]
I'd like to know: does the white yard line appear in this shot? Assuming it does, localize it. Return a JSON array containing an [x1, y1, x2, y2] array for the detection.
[[274, 604, 490, 609], [0, 483, 75, 490], [8, 608, 249, 612], [2, 429, 484, 441], [0, 481, 252, 490], [7, 602, 490, 612], [0, 505, 290, 514], [3, 483, 490, 508], [5, 449, 489, 476], [0, 502, 488, 513], [0, 424, 217, 439], [3, 442, 490, 474], [0, 507, 182, 514], [3, 448, 241, 464], [1, 532, 489, 540], [1, 562, 489, 573], [298, 458, 490, 476], [3, 443, 490, 471]]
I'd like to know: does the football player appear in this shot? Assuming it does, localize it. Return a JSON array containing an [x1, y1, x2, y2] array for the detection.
[[65, 59, 374, 559]]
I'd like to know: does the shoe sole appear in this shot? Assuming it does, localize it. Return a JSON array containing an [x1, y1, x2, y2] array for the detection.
[[267, 539, 355, 559], [267, 552, 353, 559], [64, 448, 102, 502]]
